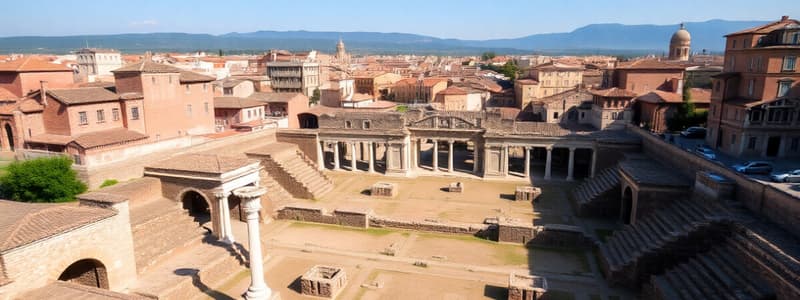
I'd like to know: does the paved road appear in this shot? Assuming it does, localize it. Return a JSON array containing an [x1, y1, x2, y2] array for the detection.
[[659, 133, 800, 198]]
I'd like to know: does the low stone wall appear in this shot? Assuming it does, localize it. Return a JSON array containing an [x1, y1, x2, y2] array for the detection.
[[369, 217, 485, 235], [498, 221, 535, 244], [276, 205, 371, 228], [528, 224, 593, 248]]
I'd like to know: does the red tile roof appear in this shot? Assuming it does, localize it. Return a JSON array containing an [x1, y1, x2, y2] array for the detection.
[[438, 86, 469, 96], [46, 88, 119, 105], [589, 87, 637, 98], [0, 56, 72, 72], [516, 79, 539, 85], [0, 87, 16, 100], [616, 59, 687, 70], [634, 90, 683, 104], [214, 96, 265, 109], [145, 153, 257, 175], [726, 17, 800, 37], [72, 128, 148, 149], [113, 60, 215, 83]]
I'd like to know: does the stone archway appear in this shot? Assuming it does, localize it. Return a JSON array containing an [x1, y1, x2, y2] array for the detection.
[[621, 186, 633, 224], [180, 190, 211, 225], [298, 113, 319, 129], [4, 123, 14, 151], [58, 259, 109, 289]]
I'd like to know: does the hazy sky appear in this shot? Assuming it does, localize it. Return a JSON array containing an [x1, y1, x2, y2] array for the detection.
[[2, 0, 798, 39]]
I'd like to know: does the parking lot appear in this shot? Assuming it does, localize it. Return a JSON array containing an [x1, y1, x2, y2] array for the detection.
[[659, 132, 800, 198]]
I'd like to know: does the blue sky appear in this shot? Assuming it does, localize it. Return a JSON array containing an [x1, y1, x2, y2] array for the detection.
[[2, 0, 798, 39]]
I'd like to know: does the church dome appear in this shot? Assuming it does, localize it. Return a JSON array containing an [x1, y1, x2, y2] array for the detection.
[[671, 24, 691, 44]]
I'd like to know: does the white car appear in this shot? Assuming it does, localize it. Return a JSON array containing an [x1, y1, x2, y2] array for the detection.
[[771, 169, 800, 183]]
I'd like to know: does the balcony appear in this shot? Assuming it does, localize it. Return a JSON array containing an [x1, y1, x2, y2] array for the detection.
[[271, 80, 303, 89]]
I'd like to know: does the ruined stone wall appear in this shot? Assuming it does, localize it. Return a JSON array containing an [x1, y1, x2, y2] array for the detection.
[[318, 111, 405, 131], [275, 130, 319, 163], [627, 124, 800, 238], [498, 223, 535, 244], [369, 217, 484, 234], [276, 206, 370, 228]]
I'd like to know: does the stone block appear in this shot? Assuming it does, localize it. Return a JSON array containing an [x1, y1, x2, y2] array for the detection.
[[515, 186, 541, 202], [370, 182, 397, 197], [508, 273, 547, 300], [447, 182, 464, 193], [300, 265, 347, 299]]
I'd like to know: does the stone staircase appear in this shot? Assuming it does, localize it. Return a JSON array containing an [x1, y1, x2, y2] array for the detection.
[[130, 198, 208, 274], [598, 198, 734, 288], [248, 142, 334, 200], [572, 166, 621, 217], [260, 168, 294, 212], [646, 242, 775, 300]]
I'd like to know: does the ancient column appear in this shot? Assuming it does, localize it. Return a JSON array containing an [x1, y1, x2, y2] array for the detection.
[[214, 190, 234, 244], [567, 147, 576, 181], [544, 146, 553, 180], [384, 143, 393, 173], [472, 142, 479, 175], [502, 145, 509, 176], [350, 142, 357, 171], [316, 140, 324, 171], [233, 186, 272, 300], [447, 140, 454, 172], [368, 141, 375, 173], [333, 142, 340, 170], [432, 140, 439, 172], [590, 148, 597, 178], [523, 147, 530, 178]]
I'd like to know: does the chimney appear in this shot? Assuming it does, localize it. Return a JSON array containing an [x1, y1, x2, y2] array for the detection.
[[782, 16, 789, 21], [40, 80, 48, 106]]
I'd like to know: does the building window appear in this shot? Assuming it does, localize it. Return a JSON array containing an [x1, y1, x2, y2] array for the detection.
[[78, 111, 88, 125], [553, 112, 559, 119], [792, 138, 799, 151], [748, 137, 757, 150], [345, 121, 352, 129], [778, 80, 792, 97], [783, 56, 797, 71], [751, 110, 762, 122], [732, 40, 737, 48], [186, 104, 192, 116], [363, 120, 371, 129], [96, 109, 105, 123], [131, 107, 140, 120], [112, 108, 120, 121], [611, 112, 618, 120], [169, 76, 173, 84], [748, 79, 755, 96], [729, 56, 736, 70], [731, 134, 737, 145]]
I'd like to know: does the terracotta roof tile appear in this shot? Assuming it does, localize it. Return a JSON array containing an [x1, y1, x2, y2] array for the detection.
[[112, 60, 215, 83], [616, 59, 687, 70], [0, 200, 116, 252], [634, 90, 683, 104], [438, 86, 468, 96], [516, 79, 539, 85], [249, 92, 306, 103], [72, 128, 148, 149], [145, 153, 258, 175], [47, 87, 119, 105], [0, 56, 72, 72], [589, 87, 637, 98], [20, 281, 147, 300], [214, 96, 265, 109], [0, 88, 16, 100], [726, 18, 800, 36]]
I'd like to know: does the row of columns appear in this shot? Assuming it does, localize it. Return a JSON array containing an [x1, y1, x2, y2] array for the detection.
[[425, 139, 468, 173], [321, 140, 409, 174], [504, 145, 596, 181]]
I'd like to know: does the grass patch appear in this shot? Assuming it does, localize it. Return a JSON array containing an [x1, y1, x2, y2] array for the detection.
[[289, 221, 398, 237], [543, 290, 575, 300], [395, 105, 408, 112], [595, 229, 614, 242], [417, 232, 528, 265]]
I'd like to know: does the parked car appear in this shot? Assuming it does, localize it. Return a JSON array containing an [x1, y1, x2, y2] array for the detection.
[[770, 169, 800, 183], [694, 145, 716, 160], [680, 127, 707, 139], [733, 161, 774, 174]]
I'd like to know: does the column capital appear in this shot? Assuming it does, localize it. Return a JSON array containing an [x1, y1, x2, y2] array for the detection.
[[546, 145, 554, 151], [213, 189, 228, 199], [569, 146, 576, 151]]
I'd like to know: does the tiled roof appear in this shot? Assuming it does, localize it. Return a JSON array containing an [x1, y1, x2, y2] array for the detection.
[[0, 200, 116, 252], [112, 60, 215, 83], [17, 99, 44, 113], [538, 88, 593, 104], [534, 62, 583, 71], [616, 59, 687, 70], [220, 78, 245, 88], [145, 153, 258, 175], [0, 56, 72, 72], [438, 86, 468, 96], [27, 133, 74, 145], [422, 78, 448, 87], [0, 88, 16, 100], [589, 87, 637, 98], [688, 88, 711, 103], [249, 92, 306, 103], [516, 79, 539, 85], [634, 90, 683, 104], [214, 96, 265, 109], [47, 87, 119, 105], [72, 128, 148, 149], [19, 281, 147, 300], [726, 17, 800, 36]]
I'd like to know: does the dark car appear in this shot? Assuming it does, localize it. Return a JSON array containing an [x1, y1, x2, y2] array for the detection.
[[733, 161, 774, 174], [680, 127, 707, 139]]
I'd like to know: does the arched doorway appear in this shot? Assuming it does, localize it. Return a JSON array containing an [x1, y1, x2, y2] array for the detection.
[[58, 259, 108, 289], [181, 190, 210, 224], [621, 187, 633, 224], [298, 113, 319, 129], [4, 123, 14, 151]]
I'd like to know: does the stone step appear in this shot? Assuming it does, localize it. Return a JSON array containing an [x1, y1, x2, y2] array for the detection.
[[664, 267, 693, 300], [717, 243, 774, 298], [652, 275, 683, 300], [685, 258, 729, 299]]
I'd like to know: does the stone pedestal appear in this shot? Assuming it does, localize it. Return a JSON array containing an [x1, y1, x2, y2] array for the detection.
[[508, 273, 547, 300], [447, 182, 463, 193], [370, 182, 397, 197], [234, 186, 274, 300], [300, 265, 348, 299], [515, 186, 542, 202]]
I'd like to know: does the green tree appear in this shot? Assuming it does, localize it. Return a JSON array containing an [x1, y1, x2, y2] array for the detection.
[[310, 88, 321, 105], [481, 51, 496, 61], [500, 61, 519, 80], [0, 156, 87, 203], [218, 49, 224, 57]]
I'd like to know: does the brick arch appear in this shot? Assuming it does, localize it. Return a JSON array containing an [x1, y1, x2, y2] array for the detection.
[[0, 120, 16, 151], [176, 188, 212, 215], [57, 258, 109, 289], [48, 250, 115, 289]]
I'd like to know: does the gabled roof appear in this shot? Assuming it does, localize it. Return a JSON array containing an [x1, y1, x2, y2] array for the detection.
[[516, 79, 539, 85], [112, 60, 215, 83], [589, 87, 637, 98], [214, 96, 264, 109], [616, 59, 687, 70], [0, 87, 16, 100], [249, 92, 306, 103], [145, 153, 258, 175], [46, 88, 119, 105], [0, 56, 72, 72], [725, 17, 800, 37], [71, 128, 148, 149], [437, 86, 469, 96], [634, 90, 683, 104], [0, 200, 116, 252]]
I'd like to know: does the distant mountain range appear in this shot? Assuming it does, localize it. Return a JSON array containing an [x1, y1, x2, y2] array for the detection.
[[0, 19, 768, 56]]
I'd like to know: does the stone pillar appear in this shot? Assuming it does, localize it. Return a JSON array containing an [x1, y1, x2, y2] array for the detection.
[[385, 143, 392, 174], [332, 142, 340, 170], [472, 142, 479, 175], [567, 147, 575, 181], [432, 140, 439, 172], [590, 148, 597, 178], [316, 140, 324, 171], [215, 191, 235, 244], [350, 142, 357, 171], [523, 146, 530, 178], [544, 146, 553, 180], [447, 140, 454, 172], [413, 139, 420, 170], [502, 145, 509, 176], [233, 186, 272, 300], [368, 142, 375, 173]]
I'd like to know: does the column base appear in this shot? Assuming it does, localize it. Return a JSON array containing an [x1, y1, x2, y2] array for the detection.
[[245, 287, 280, 300], [221, 236, 235, 245]]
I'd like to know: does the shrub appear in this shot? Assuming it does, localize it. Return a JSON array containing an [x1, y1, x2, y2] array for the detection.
[[0, 156, 87, 202]]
